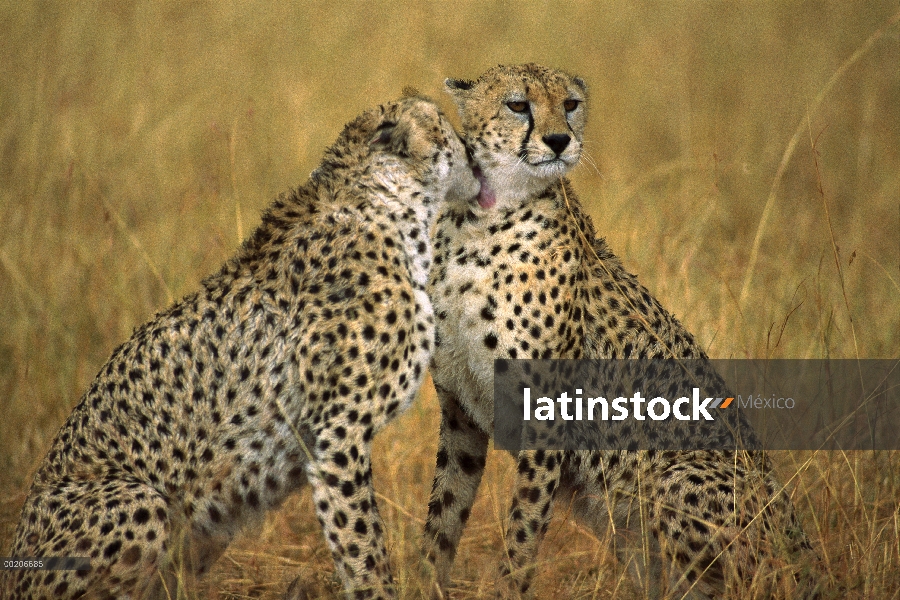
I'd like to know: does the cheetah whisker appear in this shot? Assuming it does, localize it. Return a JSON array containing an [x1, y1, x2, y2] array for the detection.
[[578, 149, 604, 179]]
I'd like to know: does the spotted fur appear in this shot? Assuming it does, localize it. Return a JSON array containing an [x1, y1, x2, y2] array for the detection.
[[422, 64, 818, 598], [2, 96, 479, 600]]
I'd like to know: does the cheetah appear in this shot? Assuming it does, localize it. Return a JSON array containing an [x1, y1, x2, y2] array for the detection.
[[422, 64, 818, 598], [2, 96, 479, 600]]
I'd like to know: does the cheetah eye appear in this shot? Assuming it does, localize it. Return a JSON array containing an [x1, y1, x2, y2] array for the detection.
[[563, 99, 580, 112], [506, 101, 529, 114]]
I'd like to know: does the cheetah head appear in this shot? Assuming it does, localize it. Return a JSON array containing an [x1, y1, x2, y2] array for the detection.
[[323, 96, 479, 211], [445, 64, 587, 211]]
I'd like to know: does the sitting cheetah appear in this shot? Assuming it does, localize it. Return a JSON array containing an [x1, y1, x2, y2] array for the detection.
[[2, 96, 478, 600], [422, 64, 818, 598]]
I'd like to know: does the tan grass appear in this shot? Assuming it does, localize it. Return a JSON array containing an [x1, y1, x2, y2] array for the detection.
[[1, 2, 898, 598]]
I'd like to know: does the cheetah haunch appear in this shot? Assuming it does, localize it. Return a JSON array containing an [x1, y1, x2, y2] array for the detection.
[[422, 64, 819, 598], [3, 96, 478, 600]]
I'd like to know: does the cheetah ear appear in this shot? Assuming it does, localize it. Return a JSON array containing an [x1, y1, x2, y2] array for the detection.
[[369, 120, 415, 158], [369, 121, 397, 148], [444, 77, 474, 109], [445, 78, 474, 92], [573, 77, 588, 95]]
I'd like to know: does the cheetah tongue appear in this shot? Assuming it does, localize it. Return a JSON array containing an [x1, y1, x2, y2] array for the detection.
[[474, 167, 496, 209]]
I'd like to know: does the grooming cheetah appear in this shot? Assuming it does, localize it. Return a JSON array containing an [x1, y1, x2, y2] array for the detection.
[[422, 64, 818, 598], [2, 96, 479, 600]]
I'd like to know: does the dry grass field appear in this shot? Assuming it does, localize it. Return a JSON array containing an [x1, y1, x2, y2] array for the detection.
[[1, 2, 898, 598]]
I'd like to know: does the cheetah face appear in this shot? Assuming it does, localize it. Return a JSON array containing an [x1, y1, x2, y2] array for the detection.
[[347, 96, 480, 209], [445, 63, 587, 210]]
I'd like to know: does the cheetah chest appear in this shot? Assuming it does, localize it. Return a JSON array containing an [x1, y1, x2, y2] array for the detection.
[[430, 197, 584, 432]]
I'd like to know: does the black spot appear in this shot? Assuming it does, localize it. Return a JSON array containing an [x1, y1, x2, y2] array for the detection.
[[208, 505, 223, 523], [354, 519, 368, 535], [103, 539, 122, 559], [458, 452, 484, 475], [126, 510, 150, 530]]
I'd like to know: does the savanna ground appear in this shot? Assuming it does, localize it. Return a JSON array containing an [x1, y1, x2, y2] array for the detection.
[[1, 2, 898, 598]]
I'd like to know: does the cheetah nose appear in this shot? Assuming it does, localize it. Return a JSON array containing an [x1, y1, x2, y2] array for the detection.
[[542, 134, 571, 157]]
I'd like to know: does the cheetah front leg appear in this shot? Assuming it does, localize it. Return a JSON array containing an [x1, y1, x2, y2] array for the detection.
[[497, 449, 563, 598], [422, 387, 489, 598], [305, 430, 396, 600]]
